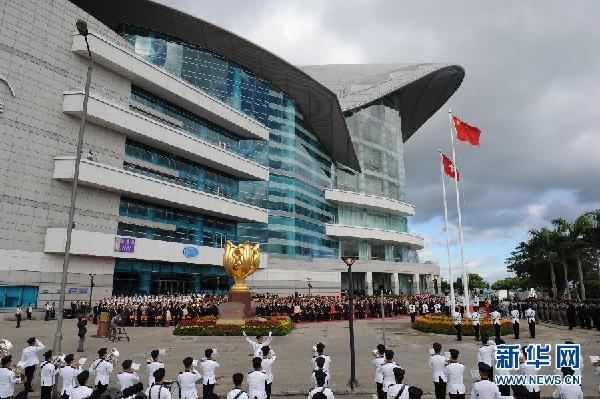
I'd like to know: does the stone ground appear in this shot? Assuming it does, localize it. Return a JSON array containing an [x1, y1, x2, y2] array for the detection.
[[1, 317, 599, 398]]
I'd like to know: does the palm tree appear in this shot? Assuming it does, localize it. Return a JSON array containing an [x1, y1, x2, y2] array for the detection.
[[551, 218, 573, 299], [531, 227, 559, 298]]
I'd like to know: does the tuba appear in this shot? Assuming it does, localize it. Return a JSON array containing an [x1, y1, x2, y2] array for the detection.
[[0, 339, 12, 357], [107, 348, 120, 365]]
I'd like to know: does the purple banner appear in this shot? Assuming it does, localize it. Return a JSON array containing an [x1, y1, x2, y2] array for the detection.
[[118, 237, 136, 252]]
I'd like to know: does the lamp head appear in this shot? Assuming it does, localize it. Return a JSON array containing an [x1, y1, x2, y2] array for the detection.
[[76, 20, 88, 36], [341, 256, 357, 267]]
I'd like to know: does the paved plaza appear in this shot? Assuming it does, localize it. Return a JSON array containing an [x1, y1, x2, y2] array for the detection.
[[1, 318, 599, 398]]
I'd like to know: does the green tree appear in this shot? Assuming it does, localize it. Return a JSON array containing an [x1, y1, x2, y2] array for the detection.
[[491, 276, 528, 290], [453, 273, 488, 291]]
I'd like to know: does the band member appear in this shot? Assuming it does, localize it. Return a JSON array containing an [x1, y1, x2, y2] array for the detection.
[[445, 349, 465, 399], [409, 303, 417, 323], [70, 371, 93, 399], [243, 331, 272, 358], [510, 306, 520, 339], [311, 343, 331, 374], [308, 371, 334, 399], [117, 360, 140, 399], [226, 373, 248, 399], [524, 305, 536, 339], [247, 357, 268, 399], [471, 362, 501, 399], [0, 355, 21, 399], [381, 350, 399, 397], [452, 309, 462, 341], [470, 310, 480, 341], [15, 305, 23, 328], [59, 354, 81, 399], [421, 302, 429, 315], [146, 368, 172, 399], [490, 308, 501, 340], [89, 347, 113, 394], [178, 357, 200, 399], [20, 337, 45, 392], [386, 367, 408, 399], [311, 357, 330, 388], [552, 367, 583, 399], [372, 344, 386, 399], [260, 346, 276, 399], [147, 350, 165, 387], [200, 349, 219, 399], [477, 334, 495, 381], [429, 343, 447, 399], [40, 350, 58, 399]]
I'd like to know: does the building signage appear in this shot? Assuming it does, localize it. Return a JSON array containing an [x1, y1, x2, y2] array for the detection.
[[117, 237, 135, 253], [183, 246, 199, 258]]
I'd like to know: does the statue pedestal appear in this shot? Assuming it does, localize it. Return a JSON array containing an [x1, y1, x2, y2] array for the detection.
[[217, 292, 255, 325]]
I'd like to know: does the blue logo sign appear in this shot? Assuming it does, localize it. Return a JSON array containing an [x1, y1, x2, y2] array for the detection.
[[183, 246, 199, 258], [496, 344, 521, 370], [556, 344, 581, 369]]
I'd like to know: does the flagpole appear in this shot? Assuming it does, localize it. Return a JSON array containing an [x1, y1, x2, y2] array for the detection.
[[439, 150, 456, 313], [448, 109, 469, 313]]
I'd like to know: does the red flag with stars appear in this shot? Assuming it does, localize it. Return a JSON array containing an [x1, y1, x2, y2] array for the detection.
[[452, 115, 481, 146], [441, 153, 460, 180]]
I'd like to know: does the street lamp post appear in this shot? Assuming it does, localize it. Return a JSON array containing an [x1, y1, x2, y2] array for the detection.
[[342, 256, 359, 390], [53, 20, 93, 354], [379, 284, 386, 346], [88, 273, 96, 313], [307, 277, 312, 296]]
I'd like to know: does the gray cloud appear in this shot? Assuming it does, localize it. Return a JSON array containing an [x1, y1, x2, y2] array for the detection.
[[156, 0, 600, 252]]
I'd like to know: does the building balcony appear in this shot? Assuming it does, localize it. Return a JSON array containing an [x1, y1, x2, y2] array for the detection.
[[52, 157, 268, 223], [62, 91, 268, 181], [43, 227, 268, 267], [71, 31, 269, 141], [325, 224, 424, 249], [325, 188, 415, 216]]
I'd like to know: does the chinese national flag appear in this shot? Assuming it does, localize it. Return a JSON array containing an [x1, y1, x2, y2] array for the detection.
[[452, 115, 481, 146], [441, 153, 460, 180]]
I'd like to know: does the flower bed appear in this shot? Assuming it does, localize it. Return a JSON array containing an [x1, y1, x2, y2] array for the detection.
[[174, 316, 293, 336], [412, 314, 512, 336]]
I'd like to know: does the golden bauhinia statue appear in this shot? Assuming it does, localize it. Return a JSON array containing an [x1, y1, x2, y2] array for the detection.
[[223, 241, 260, 292]]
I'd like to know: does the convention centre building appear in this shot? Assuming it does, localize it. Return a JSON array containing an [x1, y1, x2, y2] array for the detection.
[[0, 0, 464, 311]]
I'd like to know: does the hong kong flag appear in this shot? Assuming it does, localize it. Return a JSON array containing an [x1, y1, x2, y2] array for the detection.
[[441, 153, 460, 180], [452, 115, 481, 146]]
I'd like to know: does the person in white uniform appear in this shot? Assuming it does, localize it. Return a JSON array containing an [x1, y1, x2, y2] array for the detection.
[[308, 371, 334, 399], [510, 306, 520, 339], [117, 359, 141, 399], [260, 346, 276, 399], [243, 332, 272, 358], [372, 344, 386, 399], [471, 362, 501, 399], [490, 309, 502, 340], [445, 349, 465, 399], [552, 367, 583, 399], [429, 343, 447, 399], [20, 337, 45, 392], [40, 350, 58, 399], [492, 339, 511, 398], [477, 334, 495, 380], [146, 368, 172, 399], [409, 304, 417, 323], [421, 303, 429, 315], [519, 347, 540, 399], [386, 367, 409, 399], [311, 357, 330, 388], [178, 357, 200, 399], [434, 303, 442, 314], [381, 350, 400, 396], [147, 350, 165, 387], [452, 310, 462, 341], [247, 357, 268, 399], [0, 355, 21, 399], [524, 304, 536, 338], [59, 354, 81, 399], [311, 343, 331, 374], [226, 373, 248, 399], [470, 310, 481, 341], [89, 347, 113, 394], [200, 349, 219, 399], [70, 371, 93, 399]]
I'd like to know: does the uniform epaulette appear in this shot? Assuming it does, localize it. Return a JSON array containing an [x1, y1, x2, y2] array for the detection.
[[178, 371, 183, 374]]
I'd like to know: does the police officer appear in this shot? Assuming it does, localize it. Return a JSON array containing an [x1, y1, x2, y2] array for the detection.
[[510, 305, 520, 339], [386, 367, 408, 399], [0, 355, 20, 399], [308, 371, 334, 399], [470, 309, 480, 341], [59, 354, 81, 399], [490, 308, 501, 340], [471, 362, 501, 399], [178, 357, 200, 399], [312, 343, 331, 374], [200, 349, 219, 399], [422, 302, 429, 316], [260, 346, 276, 399], [372, 344, 386, 399], [146, 368, 172, 399], [477, 334, 495, 380], [40, 350, 58, 399], [311, 357, 330, 388], [445, 349, 465, 399], [244, 331, 273, 358], [89, 347, 113, 394], [70, 371, 93, 399], [381, 350, 399, 398], [147, 349, 165, 387], [452, 309, 462, 341], [21, 337, 45, 392], [409, 303, 417, 323], [429, 343, 447, 399], [226, 373, 248, 399], [247, 357, 268, 399], [117, 359, 141, 399], [524, 304, 536, 339]]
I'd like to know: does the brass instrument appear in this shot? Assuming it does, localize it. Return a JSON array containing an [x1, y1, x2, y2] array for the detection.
[[107, 348, 120, 365], [52, 353, 66, 367], [0, 339, 12, 357], [223, 241, 260, 292], [13, 362, 26, 384]]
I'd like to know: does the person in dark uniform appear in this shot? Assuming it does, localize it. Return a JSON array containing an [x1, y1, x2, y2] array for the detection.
[[566, 302, 577, 330]]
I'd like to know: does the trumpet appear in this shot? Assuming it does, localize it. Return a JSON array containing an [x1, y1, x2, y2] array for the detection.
[[107, 348, 120, 365], [0, 339, 13, 357], [13, 362, 26, 384], [312, 346, 318, 357]]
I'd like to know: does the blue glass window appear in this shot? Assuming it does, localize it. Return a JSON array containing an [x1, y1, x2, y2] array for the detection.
[[0, 286, 38, 308]]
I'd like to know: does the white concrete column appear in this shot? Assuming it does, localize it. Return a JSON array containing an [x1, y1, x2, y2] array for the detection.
[[413, 273, 420, 294], [366, 272, 373, 295], [391, 273, 400, 295]]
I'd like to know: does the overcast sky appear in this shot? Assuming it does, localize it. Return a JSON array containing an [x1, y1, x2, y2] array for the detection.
[[157, 0, 600, 283]]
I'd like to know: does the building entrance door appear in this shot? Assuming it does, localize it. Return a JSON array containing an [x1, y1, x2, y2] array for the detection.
[[151, 275, 194, 294]]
